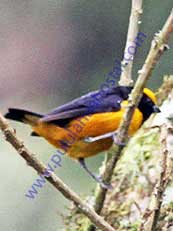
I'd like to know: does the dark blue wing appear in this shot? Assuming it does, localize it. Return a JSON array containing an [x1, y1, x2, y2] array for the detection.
[[41, 86, 132, 126]]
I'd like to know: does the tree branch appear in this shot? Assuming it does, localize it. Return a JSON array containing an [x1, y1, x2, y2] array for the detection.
[[147, 125, 168, 231], [119, 0, 143, 86], [86, 9, 173, 231], [0, 113, 116, 231]]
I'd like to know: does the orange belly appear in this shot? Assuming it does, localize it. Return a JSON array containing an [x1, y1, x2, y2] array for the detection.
[[32, 106, 143, 159]]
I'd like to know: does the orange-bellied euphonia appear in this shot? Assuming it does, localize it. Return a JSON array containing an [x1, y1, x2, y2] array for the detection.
[[5, 86, 160, 187]]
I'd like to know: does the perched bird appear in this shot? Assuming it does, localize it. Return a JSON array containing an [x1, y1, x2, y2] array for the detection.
[[5, 86, 160, 188]]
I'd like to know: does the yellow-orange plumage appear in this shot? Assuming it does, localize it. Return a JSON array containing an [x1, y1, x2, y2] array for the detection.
[[5, 87, 159, 160], [30, 100, 143, 158], [5, 86, 160, 186]]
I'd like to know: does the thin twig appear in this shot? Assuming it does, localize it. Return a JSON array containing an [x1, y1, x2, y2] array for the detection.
[[0, 113, 116, 231], [119, 0, 143, 86], [86, 9, 173, 231]]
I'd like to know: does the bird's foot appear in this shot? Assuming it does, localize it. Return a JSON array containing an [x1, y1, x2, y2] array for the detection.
[[84, 132, 127, 147], [113, 136, 127, 146], [91, 173, 112, 189], [100, 181, 113, 190], [112, 133, 129, 146], [84, 132, 117, 143], [78, 158, 112, 189]]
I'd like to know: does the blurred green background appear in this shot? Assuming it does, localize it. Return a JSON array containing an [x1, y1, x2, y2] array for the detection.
[[0, 1, 172, 230]]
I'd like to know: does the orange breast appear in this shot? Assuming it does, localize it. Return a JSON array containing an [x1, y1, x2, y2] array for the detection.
[[31, 105, 143, 159]]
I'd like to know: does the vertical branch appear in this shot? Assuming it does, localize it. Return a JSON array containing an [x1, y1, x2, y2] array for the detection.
[[119, 0, 143, 86]]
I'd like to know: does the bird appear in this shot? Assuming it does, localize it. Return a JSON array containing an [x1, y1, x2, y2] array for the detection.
[[5, 86, 160, 188]]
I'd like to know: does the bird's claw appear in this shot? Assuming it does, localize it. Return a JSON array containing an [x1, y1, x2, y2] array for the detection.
[[113, 133, 128, 146], [100, 182, 113, 190], [92, 173, 113, 189], [113, 139, 127, 146], [84, 132, 127, 147]]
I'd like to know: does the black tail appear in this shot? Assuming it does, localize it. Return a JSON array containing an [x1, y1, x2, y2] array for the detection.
[[5, 108, 43, 124]]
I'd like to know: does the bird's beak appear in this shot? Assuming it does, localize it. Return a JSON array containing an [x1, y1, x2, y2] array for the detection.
[[153, 105, 161, 113]]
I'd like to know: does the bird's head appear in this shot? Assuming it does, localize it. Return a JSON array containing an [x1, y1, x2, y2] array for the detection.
[[138, 88, 160, 121]]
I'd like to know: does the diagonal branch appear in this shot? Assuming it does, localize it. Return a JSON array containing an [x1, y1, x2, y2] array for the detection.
[[86, 9, 173, 231], [119, 0, 143, 86], [0, 113, 116, 231]]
